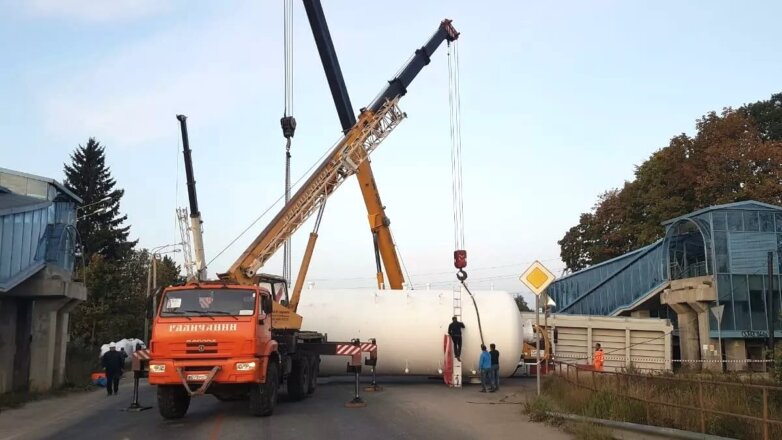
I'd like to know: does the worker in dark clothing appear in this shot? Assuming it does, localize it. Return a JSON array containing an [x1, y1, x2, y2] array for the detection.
[[448, 316, 465, 361], [119, 347, 128, 365], [101, 343, 124, 396], [489, 343, 500, 392]]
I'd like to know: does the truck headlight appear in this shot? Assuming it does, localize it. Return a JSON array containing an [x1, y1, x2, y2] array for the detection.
[[235, 362, 256, 371], [149, 364, 166, 373]]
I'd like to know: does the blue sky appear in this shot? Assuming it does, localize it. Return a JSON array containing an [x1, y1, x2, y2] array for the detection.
[[2, 1, 782, 303]]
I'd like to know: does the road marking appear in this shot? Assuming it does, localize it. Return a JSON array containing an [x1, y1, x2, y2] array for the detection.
[[208, 412, 225, 440]]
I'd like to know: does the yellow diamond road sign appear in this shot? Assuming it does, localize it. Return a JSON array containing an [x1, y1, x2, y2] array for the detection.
[[520, 260, 556, 296]]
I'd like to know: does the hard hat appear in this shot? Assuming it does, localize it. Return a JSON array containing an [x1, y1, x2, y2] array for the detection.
[[109, 342, 116, 348]]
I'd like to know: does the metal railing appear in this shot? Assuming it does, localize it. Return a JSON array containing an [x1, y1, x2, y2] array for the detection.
[[552, 360, 782, 440]]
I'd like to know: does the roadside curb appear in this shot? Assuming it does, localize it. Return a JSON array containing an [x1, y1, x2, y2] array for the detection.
[[546, 411, 737, 440]]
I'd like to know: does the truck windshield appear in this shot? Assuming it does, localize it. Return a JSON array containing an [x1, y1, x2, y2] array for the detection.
[[160, 289, 256, 317]]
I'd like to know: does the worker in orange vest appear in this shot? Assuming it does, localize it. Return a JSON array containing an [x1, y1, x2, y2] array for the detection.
[[593, 343, 604, 371]]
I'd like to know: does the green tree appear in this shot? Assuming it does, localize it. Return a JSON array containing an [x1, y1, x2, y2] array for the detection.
[[64, 138, 136, 261], [559, 93, 782, 272], [154, 254, 181, 288], [70, 250, 181, 346], [67, 257, 183, 348], [514, 293, 532, 312], [742, 92, 782, 141], [70, 252, 146, 346]]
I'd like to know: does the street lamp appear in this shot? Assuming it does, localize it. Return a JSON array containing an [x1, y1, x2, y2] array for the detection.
[[143, 243, 183, 343], [76, 196, 112, 213], [76, 206, 110, 221]]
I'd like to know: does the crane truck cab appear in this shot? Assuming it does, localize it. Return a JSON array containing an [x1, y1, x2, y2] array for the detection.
[[148, 275, 318, 419]]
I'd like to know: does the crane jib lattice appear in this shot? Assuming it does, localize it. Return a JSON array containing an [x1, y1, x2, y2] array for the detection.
[[228, 98, 406, 281]]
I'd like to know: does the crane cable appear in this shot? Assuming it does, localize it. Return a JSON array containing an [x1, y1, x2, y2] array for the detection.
[[281, 0, 295, 287], [448, 42, 465, 257], [448, 41, 484, 345]]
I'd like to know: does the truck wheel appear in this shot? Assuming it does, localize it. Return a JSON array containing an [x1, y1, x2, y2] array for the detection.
[[157, 385, 191, 419], [249, 362, 278, 417], [287, 359, 308, 400], [307, 357, 319, 394]]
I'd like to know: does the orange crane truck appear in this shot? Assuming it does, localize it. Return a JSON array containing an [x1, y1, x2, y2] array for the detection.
[[147, 3, 458, 419]]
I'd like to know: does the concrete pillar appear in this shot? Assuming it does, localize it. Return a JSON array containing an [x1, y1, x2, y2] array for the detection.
[[690, 302, 721, 371], [631, 310, 651, 318], [725, 339, 747, 371], [28, 298, 69, 392], [0, 298, 18, 393], [670, 303, 700, 369], [52, 300, 79, 387]]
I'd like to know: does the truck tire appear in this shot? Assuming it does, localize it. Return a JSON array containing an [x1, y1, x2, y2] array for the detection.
[[249, 362, 278, 417], [157, 385, 191, 419], [307, 357, 319, 394], [287, 358, 308, 401]]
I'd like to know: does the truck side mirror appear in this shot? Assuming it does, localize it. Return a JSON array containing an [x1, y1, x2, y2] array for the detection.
[[261, 295, 272, 315]]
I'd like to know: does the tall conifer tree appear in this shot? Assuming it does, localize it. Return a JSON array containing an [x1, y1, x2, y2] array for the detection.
[[64, 138, 136, 260]]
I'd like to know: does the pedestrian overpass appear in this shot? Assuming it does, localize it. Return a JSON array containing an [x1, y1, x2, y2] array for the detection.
[[0, 168, 86, 393]]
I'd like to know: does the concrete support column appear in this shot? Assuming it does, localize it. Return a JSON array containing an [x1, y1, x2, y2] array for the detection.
[[52, 300, 79, 387], [28, 298, 70, 392], [690, 301, 721, 371], [670, 303, 701, 369], [725, 339, 747, 371], [0, 298, 18, 393]]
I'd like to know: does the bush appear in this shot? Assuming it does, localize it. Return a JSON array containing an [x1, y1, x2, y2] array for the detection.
[[773, 345, 782, 384], [524, 395, 559, 423], [582, 391, 646, 425], [64, 340, 101, 387]]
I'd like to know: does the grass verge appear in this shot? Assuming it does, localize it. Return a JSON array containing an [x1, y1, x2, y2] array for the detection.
[[529, 371, 782, 440]]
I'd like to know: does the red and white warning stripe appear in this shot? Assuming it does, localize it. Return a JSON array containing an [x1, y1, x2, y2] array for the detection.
[[336, 344, 363, 356], [335, 343, 377, 356], [132, 349, 151, 360], [360, 343, 377, 352]]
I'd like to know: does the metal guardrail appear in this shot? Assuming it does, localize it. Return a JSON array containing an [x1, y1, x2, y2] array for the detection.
[[552, 360, 782, 440]]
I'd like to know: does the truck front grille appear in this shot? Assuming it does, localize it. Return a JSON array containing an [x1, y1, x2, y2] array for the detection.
[[185, 341, 218, 354]]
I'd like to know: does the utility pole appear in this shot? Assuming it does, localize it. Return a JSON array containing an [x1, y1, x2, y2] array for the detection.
[[143, 258, 153, 344], [768, 252, 775, 354], [143, 244, 180, 343], [152, 254, 159, 335]]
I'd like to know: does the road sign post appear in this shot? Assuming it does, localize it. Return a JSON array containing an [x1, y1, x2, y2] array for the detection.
[[519, 261, 556, 397], [711, 304, 725, 371], [535, 295, 540, 395]]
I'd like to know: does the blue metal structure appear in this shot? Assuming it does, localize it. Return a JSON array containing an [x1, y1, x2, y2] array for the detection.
[[548, 200, 782, 338], [549, 240, 668, 316], [0, 168, 81, 292]]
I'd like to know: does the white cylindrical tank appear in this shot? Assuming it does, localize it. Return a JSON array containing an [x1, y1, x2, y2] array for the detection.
[[296, 289, 524, 377]]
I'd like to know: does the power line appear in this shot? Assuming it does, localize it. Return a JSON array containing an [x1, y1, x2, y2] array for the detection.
[[206, 131, 342, 267], [306, 257, 563, 282]]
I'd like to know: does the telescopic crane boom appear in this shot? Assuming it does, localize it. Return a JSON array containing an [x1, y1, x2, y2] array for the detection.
[[303, 0, 405, 290], [218, 17, 458, 330], [177, 114, 207, 281]]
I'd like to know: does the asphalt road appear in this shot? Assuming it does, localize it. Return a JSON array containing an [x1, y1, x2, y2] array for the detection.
[[0, 376, 571, 440]]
